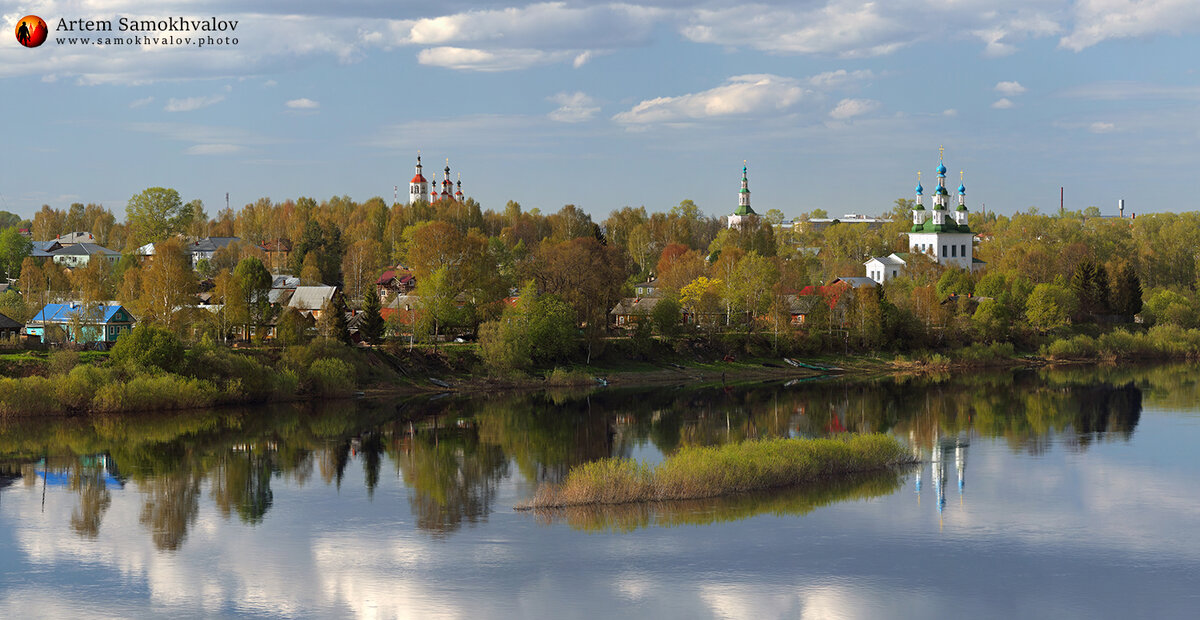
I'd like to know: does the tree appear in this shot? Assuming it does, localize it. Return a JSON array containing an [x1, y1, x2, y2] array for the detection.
[[289, 220, 344, 285], [342, 238, 382, 302], [276, 307, 311, 346], [126, 187, 188, 247], [230, 257, 272, 340], [316, 292, 351, 343], [359, 286, 385, 344], [415, 267, 458, 345], [1111, 264, 1143, 321], [651, 296, 682, 337], [140, 238, 196, 332], [935, 268, 974, 298], [526, 237, 628, 362], [0, 226, 32, 280], [1026, 283, 1077, 331], [1070, 260, 1111, 319]]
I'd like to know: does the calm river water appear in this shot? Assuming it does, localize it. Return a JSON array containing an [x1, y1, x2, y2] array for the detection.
[[2, 365, 1198, 619]]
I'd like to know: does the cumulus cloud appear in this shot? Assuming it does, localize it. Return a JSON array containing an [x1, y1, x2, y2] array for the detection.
[[285, 98, 320, 109], [164, 95, 225, 112], [1061, 0, 1200, 51], [613, 74, 808, 125], [548, 92, 600, 123], [995, 81, 1027, 96], [417, 47, 575, 71], [681, 3, 908, 57], [129, 96, 155, 109], [992, 98, 1015, 109], [829, 98, 880, 119]]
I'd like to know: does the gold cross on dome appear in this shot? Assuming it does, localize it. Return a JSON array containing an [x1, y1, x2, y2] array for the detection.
[[939, 145, 944, 161]]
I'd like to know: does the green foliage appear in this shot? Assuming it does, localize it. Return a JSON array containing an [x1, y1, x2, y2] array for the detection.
[[0, 290, 30, 324], [91, 374, 218, 412], [126, 187, 188, 246], [651, 296, 682, 338], [478, 284, 578, 374], [1070, 260, 1111, 318], [0, 226, 32, 280], [307, 358, 356, 396], [275, 307, 311, 346], [1143, 288, 1198, 328], [935, 268, 974, 298], [48, 349, 80, 376], [0, 376, 57, 416], [289, 219, 345, 284], [1111, 264, 1143, 320], [1026, 283, 1077, 331], [359, 286, 385, 344], [111, 325, 185, 372]]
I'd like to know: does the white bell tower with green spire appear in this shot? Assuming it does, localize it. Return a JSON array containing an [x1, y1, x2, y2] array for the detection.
[[728, 161, 757, 229]]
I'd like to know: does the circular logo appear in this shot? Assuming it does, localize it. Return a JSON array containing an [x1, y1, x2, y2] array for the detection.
[[15, 15, 48, 48]]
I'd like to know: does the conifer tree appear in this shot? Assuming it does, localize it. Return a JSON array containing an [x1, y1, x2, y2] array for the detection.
[[360, 286, 384, 345]]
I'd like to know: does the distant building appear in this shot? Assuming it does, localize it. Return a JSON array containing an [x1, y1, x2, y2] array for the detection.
[[25, 302, 135, 344], [50, 243, 120, 268], [288, 285, 338, 319], [727, 163, 757, 229], [610, 296, 662, 327], [188, 237, 241, 266], [409, 154, 467, 204], [0, 311, 21, 339], [865, 253, 911, 285], [906, 148, 984, 272]]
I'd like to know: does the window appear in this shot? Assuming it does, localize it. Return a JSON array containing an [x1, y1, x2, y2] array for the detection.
[[942, 245, 947, 257], [961, 244, 967, 257], [951, 245, 957, 257]]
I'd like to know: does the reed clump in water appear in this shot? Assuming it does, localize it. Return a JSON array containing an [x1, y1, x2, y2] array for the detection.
[[518, 434, 913, 509]]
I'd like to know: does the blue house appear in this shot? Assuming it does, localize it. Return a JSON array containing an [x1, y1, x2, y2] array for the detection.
[[25, 303, 136, 344]]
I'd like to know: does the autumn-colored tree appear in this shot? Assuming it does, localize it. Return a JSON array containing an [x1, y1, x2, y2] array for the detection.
[[526, 237, 628, 360], [139, 238, 197, 332], [342, 238, 382, 303], [655, 246, 707, 294]]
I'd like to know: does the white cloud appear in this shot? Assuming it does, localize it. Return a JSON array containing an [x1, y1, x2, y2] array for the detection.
[[807, 69, 875, 88], [1060, 81, 1200, 100], [263, 80, 278, 87], [1089, 121, 1116, 133], [164, 95, 225, 112], [829, 98, 881, 119], [995, 81, 1027, 96], [285, 98, 320, 110], [129, 96, 155, 109], [943, 109, 958, 117], [185, 144, 244, 155], [573, 51, 593, 68], [681, 3, 908, 57], [548, 91, 600, 123], [1061, 0, 1200, 51], [613, 74, 808, 125], [417, 47, 575, 71], [992, 98, 1015, 109]]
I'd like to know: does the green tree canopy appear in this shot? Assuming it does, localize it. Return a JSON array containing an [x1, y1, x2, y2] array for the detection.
[[126, 187, 188, 247]]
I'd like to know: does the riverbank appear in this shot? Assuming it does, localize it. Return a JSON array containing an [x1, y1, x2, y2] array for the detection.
[[516, 434, 915, 510]]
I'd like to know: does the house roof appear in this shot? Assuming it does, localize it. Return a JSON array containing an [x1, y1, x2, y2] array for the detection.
[[0, 312, 22, 329], [191, 237, 240, 253], [29, 303, 132, 325], [831, 277, 879, 289], [271, 275, 301, 289], [288, 285, 337, 310], [610, 297, 662, 315], [31, 240, 62, 257], [260, 238, 292, 252], [385, 294, 421, 310], [51, 243, 119, 257]]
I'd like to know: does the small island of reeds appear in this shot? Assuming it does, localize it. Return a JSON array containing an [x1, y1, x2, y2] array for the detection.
[[517, 433, 915, 509]]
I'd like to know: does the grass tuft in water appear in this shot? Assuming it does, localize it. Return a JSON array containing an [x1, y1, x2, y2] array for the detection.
[[518, 434, 913, 509]]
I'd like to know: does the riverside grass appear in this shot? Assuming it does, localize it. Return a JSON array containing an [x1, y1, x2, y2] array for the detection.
[[519, 434, 914, 509]]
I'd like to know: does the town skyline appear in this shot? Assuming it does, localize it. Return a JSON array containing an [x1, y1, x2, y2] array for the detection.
[[3, 1, 1199, 221]]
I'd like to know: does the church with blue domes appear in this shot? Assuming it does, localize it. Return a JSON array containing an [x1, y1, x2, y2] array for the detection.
[[865, 148, 985, 284]]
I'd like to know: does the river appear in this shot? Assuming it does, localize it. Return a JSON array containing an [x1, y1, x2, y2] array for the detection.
[[1, 364, 1197, 618]]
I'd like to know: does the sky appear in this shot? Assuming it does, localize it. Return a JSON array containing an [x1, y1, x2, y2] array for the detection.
[[2, 1, 1199, 223]]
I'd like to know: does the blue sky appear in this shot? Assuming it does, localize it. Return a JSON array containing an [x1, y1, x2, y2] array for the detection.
[[2, 1, 1199, 222]]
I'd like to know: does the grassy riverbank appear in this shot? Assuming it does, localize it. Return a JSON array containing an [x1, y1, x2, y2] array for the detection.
[[517, 434, 914, 509]]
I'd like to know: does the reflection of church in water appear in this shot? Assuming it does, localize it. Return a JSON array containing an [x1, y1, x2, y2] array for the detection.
[[911, 430, 970, 519]]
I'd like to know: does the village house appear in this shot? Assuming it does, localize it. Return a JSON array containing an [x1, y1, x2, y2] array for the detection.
[[375, 267, 416, 300], [610, 296, 662, 328], [25, 302, 135, 345], [288, 285, 338, 319], [0, 311, 22, 339], [50, 243, 121, 268]]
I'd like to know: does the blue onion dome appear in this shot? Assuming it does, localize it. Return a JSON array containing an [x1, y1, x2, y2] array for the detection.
[[936, 162, 947, 175], [958, 183, 966, 194], [915, 182, 924, 194]]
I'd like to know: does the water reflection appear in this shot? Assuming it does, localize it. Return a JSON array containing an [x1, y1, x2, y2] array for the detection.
[[0, 366, 1149, 547]]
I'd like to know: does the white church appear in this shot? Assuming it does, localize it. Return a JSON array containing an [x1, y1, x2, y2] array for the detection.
[[865, 149, 984, 284], [407, 154, 465, 204]]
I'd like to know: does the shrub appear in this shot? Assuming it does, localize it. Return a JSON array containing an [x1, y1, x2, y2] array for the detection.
[[110, 325, 185, 372], [91, 374, 218, 412], [48, 350, 80, 376], [307, 357, 355, 396], [0, 376, 57, 416]]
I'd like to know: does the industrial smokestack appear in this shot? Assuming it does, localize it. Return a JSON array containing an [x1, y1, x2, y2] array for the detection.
[[1119, 199, 1125, 218]]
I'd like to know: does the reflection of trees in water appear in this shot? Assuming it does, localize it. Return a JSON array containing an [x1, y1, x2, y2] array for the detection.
[[471, 393, 616, 484], [71, 469, 112, 539], [211, 449, 275, 525], [396, 426, 508, 537], [138, 470, 201, 551]]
